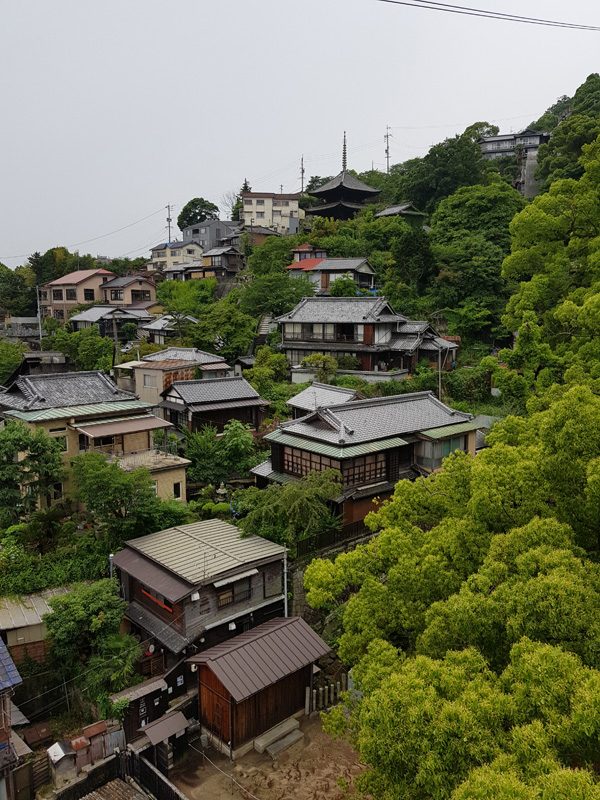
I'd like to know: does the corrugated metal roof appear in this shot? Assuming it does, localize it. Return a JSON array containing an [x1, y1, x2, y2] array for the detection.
[[0, 639, 22, 691], [0, 588, 70, 631], [110, 676, 167, 703], [167, 376, 262, 406], [419, 419, 484, 439], [140, 711, 188, 745], [112, 549, 192, 603], [125, 602, 190, 653], [125, 520, 285, 586], [188, 617, 330, 702], [4, 400, 151, 422], [76, 415, 171, 439], [265, 428, 408, 458], [288, 383, 359, 412]]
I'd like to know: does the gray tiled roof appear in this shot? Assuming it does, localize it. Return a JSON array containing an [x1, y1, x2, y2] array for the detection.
[[0, 639, 21, 691], [375, 203, 426, 218], [280, 392, 471, 445], [309, 170, 380, 196], [70, 306, 151, 323], [144, 347, 225, 365], [287, 382, 359, 412], [167, 376, 261, 406], [141, 314, 198, 331], [202, 246, 240, 257], [397, 321, 430, 334], [100, 275, 153, 289], [126, 519, 285, 586], [312, 258, 372, 272], [0, 371, 135, 411], [277, 296, 404, 324]]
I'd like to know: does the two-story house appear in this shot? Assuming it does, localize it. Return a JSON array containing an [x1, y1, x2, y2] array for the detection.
[[40, 269, 116, 320], [160, 376, 267, 432], [69, 305, 153, 339], [140, 314, 198, 346], [252, 391, 481, 531], [114, 347, 231, 410], [0, 371, 190, 502], [149, 241, 204, 272], [182, 219, 238, 251], [241, 192, 304, 234], [100, 275, 157, 306], [112, 519, 286, 666], [0, 639, 23, 800], [286, 382, 361, 419], [277, 296, 457, 372], [287, 254, 376, 294]]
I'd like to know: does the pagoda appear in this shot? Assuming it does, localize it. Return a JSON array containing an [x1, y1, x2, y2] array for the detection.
[[308, 132, 380, 220]]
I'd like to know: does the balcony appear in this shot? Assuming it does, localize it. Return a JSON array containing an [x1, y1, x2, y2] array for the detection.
[[109, 448, 190, 473]]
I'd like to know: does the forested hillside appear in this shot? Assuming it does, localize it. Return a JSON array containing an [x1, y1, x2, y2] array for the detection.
[[303, 130, 600, 799]]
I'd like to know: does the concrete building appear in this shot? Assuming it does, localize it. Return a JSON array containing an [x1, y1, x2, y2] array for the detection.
[[478, 128, 550, 198], [100, 275, 156, 306], [182, 219, 237, 251], [241, 192, 304, 234], [40, 269, 115, 321], [149, 241, 204, 272]]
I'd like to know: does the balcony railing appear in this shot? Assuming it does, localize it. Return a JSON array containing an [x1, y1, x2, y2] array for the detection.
[[284, 333, 363, 343]]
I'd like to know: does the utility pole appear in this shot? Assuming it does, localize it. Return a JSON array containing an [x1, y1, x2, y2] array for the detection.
[[166, 204, 173, 242], [300, 155, 305, 193], [279, 184, 283, 195], [384, 125, 392, 175], [35, 285, 43, 345]]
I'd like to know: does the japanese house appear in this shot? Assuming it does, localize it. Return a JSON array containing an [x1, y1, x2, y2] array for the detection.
[[114, 347, 231, 410], [141, 314, 198, 346], [112, 519, 286, 668], [252, 391, 481, 530], [0, 371, 190, 502], [188, 617, 330, 755], [287, 253, 376, 294], [100, 275, 157, 306], [69, 305, 153, 339], [0, 639, 25, 800], [0, 589, 69, 665], [277, 296, 457, 371], [109, 676, 169, 744], [161, 376, 267, 432], [286, 382, 361, 419], [374, 202, 427, 226]]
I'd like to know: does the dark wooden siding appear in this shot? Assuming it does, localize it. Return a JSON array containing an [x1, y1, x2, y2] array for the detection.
[[232, 666, 311, 746], [132, 581, 185, 633], [198, 667, 232, 743]]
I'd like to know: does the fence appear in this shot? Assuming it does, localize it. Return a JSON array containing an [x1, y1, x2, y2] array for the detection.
[[295, 521, 368, 558]]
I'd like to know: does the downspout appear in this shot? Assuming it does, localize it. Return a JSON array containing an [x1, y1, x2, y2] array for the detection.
[[283, 548, 289, 618]]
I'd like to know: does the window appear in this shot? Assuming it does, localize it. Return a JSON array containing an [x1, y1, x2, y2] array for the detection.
[[282, 200, 289, 207], [256, 199, 264, 206], [176, 674, 184, 687], [256, 212, 265, 219], [46, 482, 63, 505], [217, 577, 252, 608], [143, 373, 157, 387], [110, 289, 124, 301], [283, 446, 340, 477], [54, 309, 64, 320], [141, 586, 173, 612], [186, 249, 194, 255], [192, 228, 199, 234], [173, 481, 182, 499], [342, 453, 386, 486], [52, 289, 63, 301], [416, 436, 466, 471], [244, 198, 253, 206], [40, 290, 47, 301], [131, 290, 151, 302], [84, 289, 94, 301], [66, 289, 77, 301], [217, 588, 233, 608], [273, 210, 281, 217]]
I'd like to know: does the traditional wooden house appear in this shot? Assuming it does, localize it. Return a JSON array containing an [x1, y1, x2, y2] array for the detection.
[[109, 676, 169, 744], [252, 391, 482, 532], [188, 617, 330, 756], [287, 255, 376, 294], [277, 296, 457, 371], [160, 376, 267, 432], [112, 519, 286, 669], [0, 589, 69, 665], [286, 383, 361, 419]]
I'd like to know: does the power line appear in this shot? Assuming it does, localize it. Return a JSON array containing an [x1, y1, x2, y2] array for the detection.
[[374, 0, 600, 31]]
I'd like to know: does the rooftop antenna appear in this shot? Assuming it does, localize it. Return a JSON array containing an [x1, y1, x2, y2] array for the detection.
[[385, 125, 392, 174], [166, 204, 173, 243], [342, 131, 347, 172]]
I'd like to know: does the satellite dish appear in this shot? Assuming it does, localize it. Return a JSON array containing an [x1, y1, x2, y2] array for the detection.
[[148, 644, 155, 654]]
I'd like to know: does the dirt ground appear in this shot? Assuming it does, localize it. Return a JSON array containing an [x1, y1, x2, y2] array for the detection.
[[170, 716, 363, 800]]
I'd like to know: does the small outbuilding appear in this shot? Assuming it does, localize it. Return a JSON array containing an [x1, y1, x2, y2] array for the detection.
[[188, 617, 330, 753]]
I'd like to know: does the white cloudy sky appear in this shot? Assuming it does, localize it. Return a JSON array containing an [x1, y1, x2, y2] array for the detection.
[[1, 0, 598, 266]]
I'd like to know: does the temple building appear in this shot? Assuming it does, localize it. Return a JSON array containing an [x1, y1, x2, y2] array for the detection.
[[307, 133, 380, 220]]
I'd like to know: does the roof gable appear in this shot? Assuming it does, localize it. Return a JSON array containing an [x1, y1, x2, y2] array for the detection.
[[44, 269, 115, 287], [0, 371, 134, 411], [309, 170, 380, 197], [165, 376, 261, 406], [188, 617, 330, 702]]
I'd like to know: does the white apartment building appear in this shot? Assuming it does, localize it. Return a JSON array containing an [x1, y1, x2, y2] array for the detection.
[[149, 241, 204, 271], [241, 191, 304, 234]]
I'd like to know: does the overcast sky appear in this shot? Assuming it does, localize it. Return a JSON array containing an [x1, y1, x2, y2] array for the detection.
[[1, 0, 599, 267]]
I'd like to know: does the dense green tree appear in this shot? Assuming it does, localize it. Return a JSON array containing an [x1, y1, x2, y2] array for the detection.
[[301, 353, 338, 382], [0, 264, 36, 315], [47, 325, 114, 371], [537, 114, 600, 188], [246, 235, 298, 275], [185, 420, 260, 484], [329, 275, 359, 297], [177, 197, 219, 230], [190, 297, 256, 361], [28, 247, 96, 286], [238, 271, 314, 317], [235, 469, 341, 549], [0, 421, 64, 526], [156, 278, 216, 316], [0, 339, 26, 384]]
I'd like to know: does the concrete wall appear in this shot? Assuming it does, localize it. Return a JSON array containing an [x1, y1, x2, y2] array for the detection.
[[290, 368, 409, 384]]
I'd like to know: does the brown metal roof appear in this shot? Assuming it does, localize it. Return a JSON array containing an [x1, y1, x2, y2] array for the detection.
[[75, 415, 172, 439], [110, 675, 167, 703], [111, 548, 192, 603], [140, 711, 188, 745], [188, 617, 330, 702]]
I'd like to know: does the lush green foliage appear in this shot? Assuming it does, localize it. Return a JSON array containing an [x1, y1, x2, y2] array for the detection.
[[301, 353, 338, 382], [46, 325, 114, 371], [238, 271, 314, 317], [185, 420, 262, 484], [190, 297, 256, 361], [0, 263, 36, 315], [156, 278, 216, 316], [0, 339, 26, 384], [329, 275, 360, 297], [177, 197, 219, 230]]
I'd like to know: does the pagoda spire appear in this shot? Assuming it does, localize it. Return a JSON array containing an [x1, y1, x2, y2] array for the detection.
[[342, 131, 347, 172]]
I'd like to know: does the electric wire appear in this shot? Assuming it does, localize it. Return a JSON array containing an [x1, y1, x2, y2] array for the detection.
[[374, 0, 600, 31]]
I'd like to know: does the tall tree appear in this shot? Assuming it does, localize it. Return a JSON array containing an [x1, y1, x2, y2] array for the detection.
[[177, 197, 219, 231]]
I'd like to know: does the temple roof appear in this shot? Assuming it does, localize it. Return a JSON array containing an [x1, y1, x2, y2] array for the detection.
[[309, 170, 380, 200]]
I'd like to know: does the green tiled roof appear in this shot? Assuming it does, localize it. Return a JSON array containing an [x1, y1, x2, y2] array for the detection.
[[419, 420, 482, 440], [4, 400, 151, 422], [266, 428, 408, 459]]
